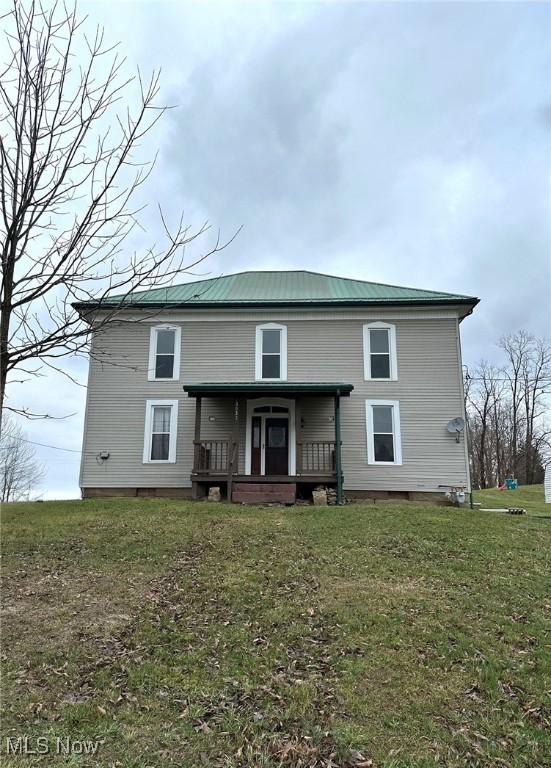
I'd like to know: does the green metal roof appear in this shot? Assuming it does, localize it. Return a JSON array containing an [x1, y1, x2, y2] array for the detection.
[[73, 270, 479, 310], [183, 382, 354, 397]]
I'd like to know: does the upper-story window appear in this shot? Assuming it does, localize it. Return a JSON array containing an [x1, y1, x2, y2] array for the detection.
[[363, 322, 397, 380], [255, 323, 287, 381], [148, 326, 181, 381]]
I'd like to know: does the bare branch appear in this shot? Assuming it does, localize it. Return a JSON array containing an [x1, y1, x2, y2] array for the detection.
[[0, 411, 45, 500], [466, 333, 551, 488], [0, 1, 236, 425]]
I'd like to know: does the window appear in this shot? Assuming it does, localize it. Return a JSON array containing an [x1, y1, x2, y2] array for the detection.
[[143, 400, 178, 463], [365, 400, 402, 465], [253, 405, 288, 414], [148, 326, 181, 381], [255, 323, 287, 380], [363, 322, 397, 380], [267, 423, 287, 448]]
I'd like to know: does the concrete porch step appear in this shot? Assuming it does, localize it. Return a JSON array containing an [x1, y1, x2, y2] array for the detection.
[[232, 482, 296, 504]]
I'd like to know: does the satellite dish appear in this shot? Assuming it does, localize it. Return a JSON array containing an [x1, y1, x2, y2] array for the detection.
[[447, 417, 465, 441]]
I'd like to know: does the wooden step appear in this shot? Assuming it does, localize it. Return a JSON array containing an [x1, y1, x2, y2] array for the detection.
[[232, 482, 296, 504]]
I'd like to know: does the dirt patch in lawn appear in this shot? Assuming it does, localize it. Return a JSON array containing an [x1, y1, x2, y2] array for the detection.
[[1, 560, 150, 659], [1, 535, 214, 671]]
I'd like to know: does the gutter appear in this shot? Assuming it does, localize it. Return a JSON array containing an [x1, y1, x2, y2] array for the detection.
[[73, 297, 480, 313]]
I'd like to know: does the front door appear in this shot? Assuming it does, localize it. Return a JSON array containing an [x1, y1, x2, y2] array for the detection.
[[264, 418, 289, 475]]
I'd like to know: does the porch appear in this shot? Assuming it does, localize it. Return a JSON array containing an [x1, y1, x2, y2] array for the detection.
[[183, 382, 354, 504]]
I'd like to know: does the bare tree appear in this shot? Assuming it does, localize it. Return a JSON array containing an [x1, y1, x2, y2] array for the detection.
[[466, 332, 551, 488], [522, 336, 551, 483], [0, 1, 233, 427], [0, 412, 45, 501], [499, 331, 533, 480], [489, 376, 508, 484], [466, 362, 503, 488]]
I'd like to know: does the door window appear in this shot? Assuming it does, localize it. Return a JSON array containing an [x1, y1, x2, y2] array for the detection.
[[268, 424, 287, 448]]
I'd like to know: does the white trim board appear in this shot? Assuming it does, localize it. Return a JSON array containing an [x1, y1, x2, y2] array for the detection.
[[363, 321, 398, 381], [147, 325, 181, 381], [143, 399, 179, 463], [365, 399, 402, 466], [254, 323, 288, 381], [95, 308, 463, 323]]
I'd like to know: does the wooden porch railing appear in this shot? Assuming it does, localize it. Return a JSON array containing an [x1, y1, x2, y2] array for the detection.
[[193, 439, 230, 474], [193, 439, 335, 477], [297, 440, 336, 475]]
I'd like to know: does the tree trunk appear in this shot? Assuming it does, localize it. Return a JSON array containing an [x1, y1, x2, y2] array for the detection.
[[0, 269, 13, 431]]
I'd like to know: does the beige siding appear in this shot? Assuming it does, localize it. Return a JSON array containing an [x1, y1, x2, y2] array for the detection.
[[80, 315, 468, 492]]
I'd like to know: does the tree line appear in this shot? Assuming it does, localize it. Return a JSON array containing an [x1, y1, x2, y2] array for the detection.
[[465, 331, 550, 489], [0, 413, 44, 502]]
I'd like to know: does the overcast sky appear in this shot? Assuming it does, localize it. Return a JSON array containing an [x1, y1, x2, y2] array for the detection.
[[10, 0, 550, 498]]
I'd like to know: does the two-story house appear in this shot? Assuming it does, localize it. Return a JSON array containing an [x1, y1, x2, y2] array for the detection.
[[76, 270, 478, 504]]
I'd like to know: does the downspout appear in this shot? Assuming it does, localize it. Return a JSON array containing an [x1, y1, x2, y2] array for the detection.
[[335, 390, 343, 505]]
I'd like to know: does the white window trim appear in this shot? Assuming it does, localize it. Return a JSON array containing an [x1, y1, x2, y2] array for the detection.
[[255, 323, 287, 381], [365, 399, 402, 466], [143, 399, 179, 463], [245, 397, 296, 475], [148, 325, 181, 381], [363, 322, 397, 381]]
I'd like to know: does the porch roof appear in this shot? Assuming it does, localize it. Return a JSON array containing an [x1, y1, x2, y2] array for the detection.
[[183, 382, 353, 397]]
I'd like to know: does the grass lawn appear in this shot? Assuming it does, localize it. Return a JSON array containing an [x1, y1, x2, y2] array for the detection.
[[1, 487, 550, 767], [473, 484, 550, 517]]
